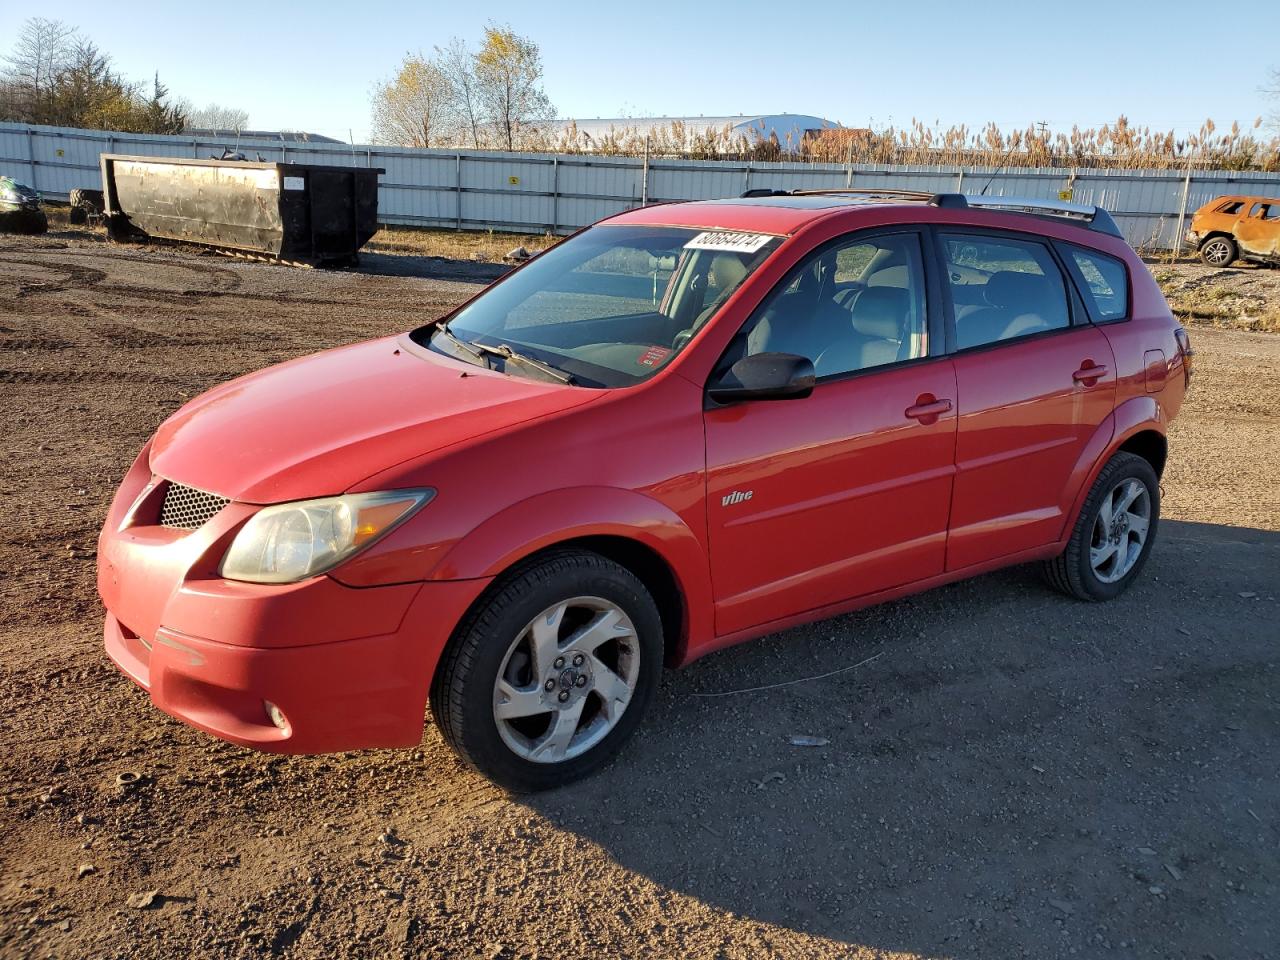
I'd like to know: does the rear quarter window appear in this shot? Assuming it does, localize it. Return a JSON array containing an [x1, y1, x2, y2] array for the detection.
[[1063, 246, 1129, 322]]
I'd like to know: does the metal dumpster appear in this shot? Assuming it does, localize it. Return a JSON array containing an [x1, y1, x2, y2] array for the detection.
[[100, 154, 383, 266]]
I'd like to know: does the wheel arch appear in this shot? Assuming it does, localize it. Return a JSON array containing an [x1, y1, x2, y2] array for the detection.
[[1117, 428, 1168, 478], [428, 486, 714, 667], [1061, 398, 1168, 540]]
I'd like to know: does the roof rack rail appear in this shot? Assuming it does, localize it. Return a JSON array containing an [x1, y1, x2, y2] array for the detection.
[[929, 193, 1123, 238], [739, 187, 936, 201], [790, 188, 937, 200]]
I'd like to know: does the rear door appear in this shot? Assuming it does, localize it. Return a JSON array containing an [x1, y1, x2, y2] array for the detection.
[[704, 229, 958, 636], [939, 231, 1116, 571]]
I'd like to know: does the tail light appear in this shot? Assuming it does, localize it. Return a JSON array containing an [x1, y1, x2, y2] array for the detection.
[[1174, 327, 1194, 386]]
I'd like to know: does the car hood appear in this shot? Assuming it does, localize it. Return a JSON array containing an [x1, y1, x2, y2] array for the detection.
[[150, 334, 599, 503]]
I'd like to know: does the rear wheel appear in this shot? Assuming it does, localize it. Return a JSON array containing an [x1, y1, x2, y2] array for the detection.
[[1043, 452, 1160, 601], [430, 550, 662, 792], [1199, 235, 1237, 267]]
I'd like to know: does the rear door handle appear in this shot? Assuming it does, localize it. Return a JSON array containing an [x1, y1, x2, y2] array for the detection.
[[905, 397, 953, 422], [1073, 364, 1109, 384]]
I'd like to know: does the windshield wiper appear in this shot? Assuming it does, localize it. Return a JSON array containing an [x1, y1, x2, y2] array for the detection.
[[432, 319, 574, 385], [469, 341, 575, 385], [431, 319, 489, 366]]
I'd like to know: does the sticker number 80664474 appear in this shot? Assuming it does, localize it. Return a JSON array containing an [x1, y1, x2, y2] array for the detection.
[[683, 231, 773, 254]]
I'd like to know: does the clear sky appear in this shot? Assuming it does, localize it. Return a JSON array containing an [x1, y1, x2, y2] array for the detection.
[[15, 0, 1280, 143]]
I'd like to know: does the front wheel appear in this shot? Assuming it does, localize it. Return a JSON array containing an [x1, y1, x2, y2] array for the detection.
[[1199, 235, 1237, 267], [430, 550, 662, 792], [1043, 452, 1160, 601]]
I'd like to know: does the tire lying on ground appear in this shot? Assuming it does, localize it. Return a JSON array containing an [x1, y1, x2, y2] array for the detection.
[[68, 188, 105, 225], [0, 207, 48, 235], [69, 188, 105, 216]]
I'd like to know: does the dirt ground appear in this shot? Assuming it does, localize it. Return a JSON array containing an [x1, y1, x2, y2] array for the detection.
[[1153, 258, 1280, 334], [0, 228, 1277, 960]]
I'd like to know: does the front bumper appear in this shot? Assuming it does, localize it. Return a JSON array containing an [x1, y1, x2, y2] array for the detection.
[[102, 578, 486, 752], [98, 447, 491, 753]]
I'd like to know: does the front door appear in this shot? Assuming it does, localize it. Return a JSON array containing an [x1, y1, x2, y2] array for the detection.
[[704, 230, 958, 636], [1234, 200, 1280, 261]]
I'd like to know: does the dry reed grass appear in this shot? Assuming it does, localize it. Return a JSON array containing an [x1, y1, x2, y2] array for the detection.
[[537, 116, 1280, 172]]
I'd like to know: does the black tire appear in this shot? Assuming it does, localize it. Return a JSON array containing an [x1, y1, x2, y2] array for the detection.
[[68, 205, 87, 225], [1043, 452, 1160, 602], [1199, 235, 1237, 267], [430, 549, 663, 792], [69, 188, 104, 215]]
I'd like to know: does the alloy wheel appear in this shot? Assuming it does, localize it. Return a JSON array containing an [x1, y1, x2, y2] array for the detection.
[[492, 596, 640, 764], [1089, 477, 1151, 583], [1201, 238, 1232, 266]]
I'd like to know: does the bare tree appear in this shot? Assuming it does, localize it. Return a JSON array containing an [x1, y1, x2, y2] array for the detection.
[[370, 53, 454, 148], [0, 17, 77, 121], [438, 37, 484, 148], [185, 102, 250, 132], [473, 25, 555, 151]]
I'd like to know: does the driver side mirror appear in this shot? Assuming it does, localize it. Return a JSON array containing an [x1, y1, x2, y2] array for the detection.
[[707, 352, 816, 404]]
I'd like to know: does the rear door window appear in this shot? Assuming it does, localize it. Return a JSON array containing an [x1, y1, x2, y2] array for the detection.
[[1063, 246, 1129, 322], [940, 235, 1071, 350]]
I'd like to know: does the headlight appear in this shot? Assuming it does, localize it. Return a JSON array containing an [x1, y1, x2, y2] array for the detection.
[[220, 489, 434, 584]]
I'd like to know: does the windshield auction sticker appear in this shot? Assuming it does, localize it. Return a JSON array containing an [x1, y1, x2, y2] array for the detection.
[[684, 231, 773, 254]]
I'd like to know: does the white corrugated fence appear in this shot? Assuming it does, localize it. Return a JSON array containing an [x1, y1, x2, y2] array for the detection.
[[4, 122, 1280, 250]]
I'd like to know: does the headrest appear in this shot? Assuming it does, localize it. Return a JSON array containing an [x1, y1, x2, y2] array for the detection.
[[709, 253, 749, 292], [850, 287, 908, 339], [984, 271, 1050, 309]]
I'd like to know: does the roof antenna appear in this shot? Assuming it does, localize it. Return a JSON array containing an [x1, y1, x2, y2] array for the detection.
[[978, 138, 1020, 196]]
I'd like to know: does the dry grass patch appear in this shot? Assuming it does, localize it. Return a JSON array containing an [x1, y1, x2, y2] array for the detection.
[[367, 225, 559, 262], [1153, 261, 1280, 333]]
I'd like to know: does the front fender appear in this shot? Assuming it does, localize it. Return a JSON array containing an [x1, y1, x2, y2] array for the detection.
[[1060, 396, 1167, 539], [428, 486, 715, 659]]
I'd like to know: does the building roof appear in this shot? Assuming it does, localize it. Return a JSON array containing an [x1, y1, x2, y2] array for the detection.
[[182, 129, 345, 144], [558, 114, 840, 144]]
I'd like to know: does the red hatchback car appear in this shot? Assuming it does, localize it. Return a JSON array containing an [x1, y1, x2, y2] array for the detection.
[[99, 190, 1191, 790]]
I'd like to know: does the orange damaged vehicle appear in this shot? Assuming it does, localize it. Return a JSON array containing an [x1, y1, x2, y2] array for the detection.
[[1185, 194, 1280, 267], [98, 191, 1191, 791]]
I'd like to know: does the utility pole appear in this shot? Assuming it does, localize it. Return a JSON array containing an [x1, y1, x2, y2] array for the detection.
[[1034, 121, 1051, 166]]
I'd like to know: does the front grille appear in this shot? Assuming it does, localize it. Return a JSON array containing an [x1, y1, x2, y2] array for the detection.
[[159, 482, 230, 531]]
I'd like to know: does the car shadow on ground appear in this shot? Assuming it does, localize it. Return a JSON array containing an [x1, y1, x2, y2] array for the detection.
[[518, 519, 1280, 956]]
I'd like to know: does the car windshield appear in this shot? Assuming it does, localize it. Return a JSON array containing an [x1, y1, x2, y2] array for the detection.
[[414, 224, 781, 387]]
